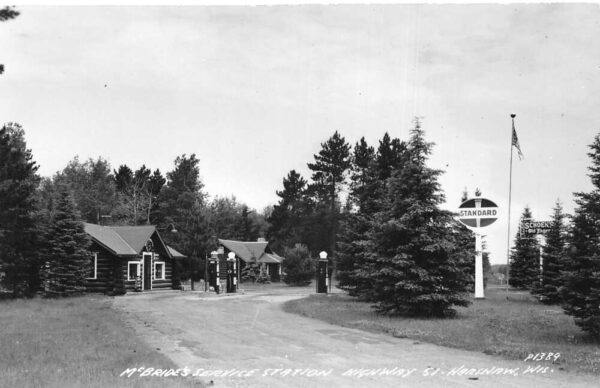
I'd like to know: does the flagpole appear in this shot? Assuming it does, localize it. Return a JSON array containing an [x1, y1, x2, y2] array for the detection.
[[506, 113, 516, 293]]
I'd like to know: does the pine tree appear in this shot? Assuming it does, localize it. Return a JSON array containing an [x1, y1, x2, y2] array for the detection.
[[267, 170, 310, 251], [336, 138, 375, 295], [0, 123, 41, 297], [561, 134, 600, 338], [114, 164, 133, 192], [362, 119, 472, 317], [532, 200, 566, 304], [41, 188, 91, 297], [307, 131, 351, 257], [348, 137, 376, 208], [157, 154, 208, 285], [509, 207, 540, 290], [336, 134, 410, 297]]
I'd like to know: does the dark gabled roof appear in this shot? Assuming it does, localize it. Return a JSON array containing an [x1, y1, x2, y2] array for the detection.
[[109, 225, 155, 254], [84, 223, 185, 259], [85, 223, 137, 256], [218, 239, 283, 264]]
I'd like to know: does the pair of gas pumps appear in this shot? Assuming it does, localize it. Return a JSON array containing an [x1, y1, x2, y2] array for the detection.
[[207, 251, 237, 294], [206, 249, 330, 294]]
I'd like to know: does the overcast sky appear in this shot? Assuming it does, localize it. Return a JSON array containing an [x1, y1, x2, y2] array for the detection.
[[2, 4, 600, 264]]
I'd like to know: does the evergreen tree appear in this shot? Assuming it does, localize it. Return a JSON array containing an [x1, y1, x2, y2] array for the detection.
[[509, 207, 540, 289], [336, 137, 376, 296], [114, 164, 133, 193], [41, 188, 91, 297], [361, 120, 472, 316], [336, 133, 410, 297], [146, 169, 166, 224], [307, 131, 351, 256], [348, 137, 376, 208], [239, 205, 252, 241], [532, 200, 566, 304], [0, 123, 41, 297], [561, 134, 600, 337], [375, 133, 406, 176], [268, 170, 311, 251], [157, 154, 208, 284]]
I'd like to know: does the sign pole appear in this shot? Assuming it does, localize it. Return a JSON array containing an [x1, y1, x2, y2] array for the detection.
[[458, 197, 498, 300], [475, 233, 484, 298], [538, 235, 545, 286]]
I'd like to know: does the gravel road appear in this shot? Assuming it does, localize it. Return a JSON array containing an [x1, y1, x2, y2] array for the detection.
[[112, 288, 598, 388]]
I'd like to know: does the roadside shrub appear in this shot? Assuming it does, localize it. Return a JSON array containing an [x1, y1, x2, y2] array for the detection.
[[283, 244, 314, 286]]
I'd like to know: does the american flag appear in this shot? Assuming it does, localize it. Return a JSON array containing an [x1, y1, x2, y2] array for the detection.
[[512, 123, 524, 160]]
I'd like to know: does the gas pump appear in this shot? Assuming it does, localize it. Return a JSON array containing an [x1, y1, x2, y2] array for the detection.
[[226, 252, 237, 293], [208, 251, 220, 294], [316, 251, 328, 294]]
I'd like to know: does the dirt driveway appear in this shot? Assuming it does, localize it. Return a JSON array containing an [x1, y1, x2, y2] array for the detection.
[[112, 286, 598, 388]]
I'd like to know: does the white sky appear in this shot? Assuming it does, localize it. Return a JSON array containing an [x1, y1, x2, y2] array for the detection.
[[2, 4, 600, 264]]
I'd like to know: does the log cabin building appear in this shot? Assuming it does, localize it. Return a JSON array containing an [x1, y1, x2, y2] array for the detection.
[[84, 223, 185, 294], [218, 238, 283, 282]]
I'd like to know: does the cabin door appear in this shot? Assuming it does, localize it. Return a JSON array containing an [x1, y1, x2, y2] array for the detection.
[[143, 253, 152, 290]]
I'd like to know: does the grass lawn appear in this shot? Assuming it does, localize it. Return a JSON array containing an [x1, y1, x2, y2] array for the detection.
[[283, 287, 600, 375], [0, 295, 203, 388]]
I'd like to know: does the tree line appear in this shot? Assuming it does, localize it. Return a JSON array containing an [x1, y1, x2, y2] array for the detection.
[[270, 119, 477, 317], [508, 135, 600, 338], [3, 117, 599, 337], [0, 123, 269, 297]]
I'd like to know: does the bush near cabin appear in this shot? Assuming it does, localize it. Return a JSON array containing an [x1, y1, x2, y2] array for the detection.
[[283, 244, 314, 286]]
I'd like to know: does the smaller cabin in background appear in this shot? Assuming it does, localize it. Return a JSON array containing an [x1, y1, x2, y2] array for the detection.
[[218, 238, 283, 282], [84, 223, 185, 294]]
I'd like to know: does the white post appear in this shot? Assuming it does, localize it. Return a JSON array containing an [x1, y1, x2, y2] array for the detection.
[[475, 233, 485, 299], [540, 245, 543, 285]]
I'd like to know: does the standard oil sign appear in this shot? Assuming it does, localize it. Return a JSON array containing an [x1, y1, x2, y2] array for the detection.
[[458, 198, 499, 228]]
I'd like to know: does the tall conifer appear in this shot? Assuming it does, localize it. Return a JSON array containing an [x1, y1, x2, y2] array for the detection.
[[307, 131, 351, 257], [0, 123, 41, 296], [509, 207, 540, 289], [337, 134, 409, 297], [363, 120, 472, 316], [42, 188, 91, 297], [561, 134, 600, 337], [532, 200, 566, 304]]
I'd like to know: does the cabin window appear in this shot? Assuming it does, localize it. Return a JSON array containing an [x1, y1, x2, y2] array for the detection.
[[127, 261, 141, 281], [154, 261, 165, 280], [86, 252, 97, 279]]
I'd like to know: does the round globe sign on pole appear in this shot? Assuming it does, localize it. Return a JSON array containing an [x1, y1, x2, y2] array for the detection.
[[458, 197, 499, 300], [458, 198, 499, 228]]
